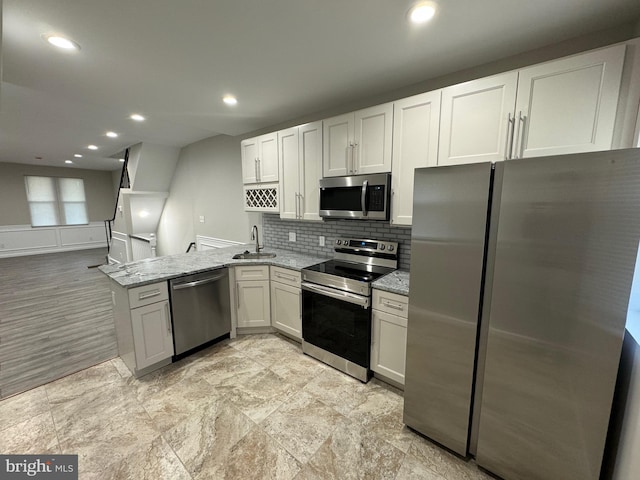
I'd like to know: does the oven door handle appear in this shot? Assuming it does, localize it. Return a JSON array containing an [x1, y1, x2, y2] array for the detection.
[[302, 282, 370, 308]]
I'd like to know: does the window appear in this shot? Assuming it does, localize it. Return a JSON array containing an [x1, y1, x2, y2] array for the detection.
[[24, 176, 88, 226]]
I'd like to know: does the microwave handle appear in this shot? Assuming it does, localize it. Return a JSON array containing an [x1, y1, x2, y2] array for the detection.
[[361, 180, 368, 217]]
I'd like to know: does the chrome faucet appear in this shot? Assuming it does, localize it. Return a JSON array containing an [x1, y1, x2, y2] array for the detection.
[[250, 225, 263, 253]]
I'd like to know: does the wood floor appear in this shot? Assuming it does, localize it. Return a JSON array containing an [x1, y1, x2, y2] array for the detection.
[[0, 248, 117, 399]]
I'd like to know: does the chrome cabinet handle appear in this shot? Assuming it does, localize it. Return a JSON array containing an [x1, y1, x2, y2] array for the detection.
[[353, 142, 358, 173], [361, 180, 368, 217], [513, 111, 526, 159], [275, 271, 296, 282], [505, 113, 515, 160], [298, 193, 303, 219], [139, 290, 161, 300], [349, 142, 355, 174], [254, 158, 259, 182], [383, 300, 405, 311]]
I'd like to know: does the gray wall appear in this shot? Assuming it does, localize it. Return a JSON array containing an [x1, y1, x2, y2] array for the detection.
[[262, 214, 412, 271], [0, 162, 116, 225], [156, 135, 261, 256]]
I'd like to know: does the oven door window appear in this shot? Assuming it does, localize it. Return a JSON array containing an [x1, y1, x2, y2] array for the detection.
[[302, 288, 371, 368]]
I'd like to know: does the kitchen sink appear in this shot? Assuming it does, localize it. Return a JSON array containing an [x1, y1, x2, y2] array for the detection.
[[232, 251, 277, 260]]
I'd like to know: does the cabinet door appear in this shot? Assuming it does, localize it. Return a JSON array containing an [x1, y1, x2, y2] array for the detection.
[[323, 113, 354, 177], [236, 280, 271, 328], [241, 137, 259, 184], [354, 103, 393, 174], [439, 72, 518, 166], [258, 132, 279, 183], [515, 44, 625, 158], [371, 309, 407, 385], [391, 91, 441, 226], [270, 281, 302, 340], [299, 121, 323, 221], [278, 127, 300, 219], [131, 300, 174, 370]]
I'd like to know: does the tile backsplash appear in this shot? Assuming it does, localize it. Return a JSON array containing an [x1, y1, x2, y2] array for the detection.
[[262, 214, 412, 271]]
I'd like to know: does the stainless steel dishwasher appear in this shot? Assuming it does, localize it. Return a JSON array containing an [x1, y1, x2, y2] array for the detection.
[[169, 268, 231, 356]]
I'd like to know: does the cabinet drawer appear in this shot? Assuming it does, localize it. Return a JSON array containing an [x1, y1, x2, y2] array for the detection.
[[128, 282, 169, 309], [372, 289, 409, 318], [270, 266, 301, 288], [235, 265, 270, 281]]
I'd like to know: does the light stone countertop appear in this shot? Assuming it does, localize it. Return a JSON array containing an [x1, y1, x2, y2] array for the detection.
[[372, 270, 410, 296], [99, 244, 327, 288]]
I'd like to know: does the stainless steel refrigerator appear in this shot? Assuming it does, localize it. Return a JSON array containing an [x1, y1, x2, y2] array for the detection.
[[403, 149, 640, 480]]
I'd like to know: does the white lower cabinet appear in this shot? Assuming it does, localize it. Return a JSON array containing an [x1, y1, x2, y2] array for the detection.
[[235, 265, 271, 328], [270, 266, 302, 340], [110, 280, 174, 377], [371, 289, 408, 386], [131, 300, 173, 370]]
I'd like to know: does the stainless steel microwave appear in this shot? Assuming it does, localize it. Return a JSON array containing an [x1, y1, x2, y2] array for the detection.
[[319, 173, 391, 220]]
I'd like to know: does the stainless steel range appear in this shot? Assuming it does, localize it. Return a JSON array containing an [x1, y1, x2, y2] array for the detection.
[[301, 238, 398, 382]]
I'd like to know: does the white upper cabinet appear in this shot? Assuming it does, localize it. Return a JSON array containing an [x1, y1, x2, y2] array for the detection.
[[438, 72, 518, 166], [323, 103, 393, 177], [278, 127, 300, 220], [391, 91, 441, 226], [278, 121, 323, 221], [438, 44, 627, 166], [514, 44, 626, 158], [241, 132, 278, 184], [299, 122, 323, 220]]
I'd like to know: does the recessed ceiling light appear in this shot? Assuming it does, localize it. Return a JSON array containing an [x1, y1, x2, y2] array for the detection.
[[42, 34, 81, 51], [88, 145, 98, 150], [130, 114, 145, 121], [139, 210, 150, 218], [119, 158, 125, 162], [408, 2, 437, 24], [106, 131, 118, 138], [74, 154, 83, 158], [223, 95, 238, 106], [65, 160, 73, 164]]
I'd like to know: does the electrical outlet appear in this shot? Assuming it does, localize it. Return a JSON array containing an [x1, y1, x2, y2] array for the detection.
[[199, 215, 205, 223], [319, 236, 325, 247], [289, 232, 296, 242]]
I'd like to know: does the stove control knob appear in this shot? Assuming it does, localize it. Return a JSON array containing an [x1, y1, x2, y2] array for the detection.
[[379, 244, 385, 250], [388, 245, 395, 252], [336, 240, 342, 245], [343, 239, 349, 245]]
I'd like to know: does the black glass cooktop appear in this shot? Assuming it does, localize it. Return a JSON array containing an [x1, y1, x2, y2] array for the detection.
[[304, 260, 393, 283]]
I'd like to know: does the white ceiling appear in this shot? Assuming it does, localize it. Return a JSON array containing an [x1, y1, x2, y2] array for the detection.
[[2, 0, 640, 171]]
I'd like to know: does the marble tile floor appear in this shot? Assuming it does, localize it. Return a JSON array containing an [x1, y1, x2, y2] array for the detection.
[[0, 333, 494, 480]]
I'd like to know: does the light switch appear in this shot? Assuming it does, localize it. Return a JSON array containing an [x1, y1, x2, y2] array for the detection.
[[319, 236, 325, 246], [199, 215, 205, 223], [289, 232, 296, 242]]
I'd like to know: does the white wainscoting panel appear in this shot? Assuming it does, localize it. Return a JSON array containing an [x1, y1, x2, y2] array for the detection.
[[0, 223, 107, 258], [196, 235, 244, 251]]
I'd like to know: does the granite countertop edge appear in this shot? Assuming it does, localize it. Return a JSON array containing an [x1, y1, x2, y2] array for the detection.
[[99, 244, 328, 288], [372, 270, 410, 296]]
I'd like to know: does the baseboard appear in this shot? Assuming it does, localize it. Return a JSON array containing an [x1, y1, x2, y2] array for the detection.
[[0, 223, 107, 258]]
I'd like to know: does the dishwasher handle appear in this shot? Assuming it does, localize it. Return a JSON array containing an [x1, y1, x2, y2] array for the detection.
[[172, 271, 227, 290]]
